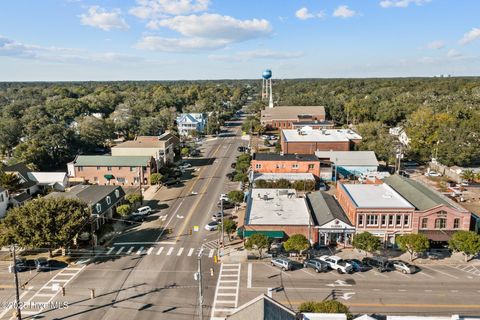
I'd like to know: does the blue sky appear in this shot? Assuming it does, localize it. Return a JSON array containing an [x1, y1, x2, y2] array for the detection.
[[0, 0, 479, 81]]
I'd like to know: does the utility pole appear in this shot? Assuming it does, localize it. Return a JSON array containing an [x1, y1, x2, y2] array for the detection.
[[220, 198, 224, 250], [12, 245, 22, 320], [196, 247, 204, 319]]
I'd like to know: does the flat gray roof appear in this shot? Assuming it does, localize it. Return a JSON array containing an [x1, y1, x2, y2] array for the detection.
[[246, 189, 310, 225], [252, 172, 315, 182], [315, 151, 378, 167], [282, 128, 362, 143], [340, 183, 414, 209]]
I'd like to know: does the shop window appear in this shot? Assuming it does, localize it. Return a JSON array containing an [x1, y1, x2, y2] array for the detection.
[[435, 218, 446, 229], [453, 218, 460, 229]]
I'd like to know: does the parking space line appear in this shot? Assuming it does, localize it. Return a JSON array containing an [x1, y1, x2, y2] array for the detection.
[[247, 263, 252, 288], [106, 247, 114, 255], [166, 247, 174, 256], [136, 246, 144, 255], [423, 266, 459, 279], [146, 247, 153, 255], [126, 247, 134, 255], [156, 247, 164, 255], [177, 247, 184, 256], [372, 271, 388, 278], [417, 270, 434, 279], [395, 271, 412, 279], [116, 247, 124, 255]]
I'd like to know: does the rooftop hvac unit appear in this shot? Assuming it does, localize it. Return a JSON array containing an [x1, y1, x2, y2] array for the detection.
[[263, 194, 269, 201], [278, 189, 289, 196]]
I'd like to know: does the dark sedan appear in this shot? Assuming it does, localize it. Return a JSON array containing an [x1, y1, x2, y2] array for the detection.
[[346, 259, 370, 272]]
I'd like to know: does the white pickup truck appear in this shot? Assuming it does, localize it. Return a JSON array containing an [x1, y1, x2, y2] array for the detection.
[[319, 255, 353, 274]]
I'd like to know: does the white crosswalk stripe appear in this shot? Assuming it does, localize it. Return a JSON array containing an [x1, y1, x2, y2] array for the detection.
[[211, 263, 241, 319], [136, 246, 144, 255], [146, 247, 154, 255], [116, 246, 124, 255], [167, 247, 174, 256], [157, 247, 164, 255], [177, 247, 184, 256], [126, 246, 134, 254], [188, 248, 194, 256], [107, 245, 218, 258]]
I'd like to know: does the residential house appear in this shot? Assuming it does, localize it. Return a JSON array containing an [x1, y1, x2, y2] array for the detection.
[[0, 187, 8, 218], [251, 153, 321, 179], [384, 175, 471, 245], [260, 106, 328, 129], [226, 294, 296, 320], [315, 151, 379, 181], [176, 113, 207, 136], [112, 132, 180, 165], [67, 155, 156, 186], [242, 188, 317, 243], [280, 127, 362, 155], [307, 191, 355, 247], [336, 182, 415, 246], [27, 172, 68, 191], [389, 126, 410, 147], [46, 185, 125, 230], [3, 163, 40, 206]]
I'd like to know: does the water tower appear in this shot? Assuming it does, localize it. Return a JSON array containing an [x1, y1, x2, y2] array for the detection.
[[262, 69, 273, 108]]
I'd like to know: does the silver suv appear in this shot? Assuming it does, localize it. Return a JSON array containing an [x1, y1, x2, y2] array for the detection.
[[271, 258, 293, 271], [391, 260, 416, 274]]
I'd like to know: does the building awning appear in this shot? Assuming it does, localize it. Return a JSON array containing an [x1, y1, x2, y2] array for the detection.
[[104, 174, 114, 180], [419, 230, 457, 242], [240, 230, 285, 239]]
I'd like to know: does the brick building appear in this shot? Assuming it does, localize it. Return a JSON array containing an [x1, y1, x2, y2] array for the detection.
[[336, 182, 415, 246], [384, 175, 471, 245], [260, 106, 327, 129], [250, 153, 321, 179], [280, 127, 362, 155], [68, 155, 156, 186]]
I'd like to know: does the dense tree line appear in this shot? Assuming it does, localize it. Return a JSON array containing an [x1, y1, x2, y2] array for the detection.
[[0, 81, 251, 170], [272, 77, 480, 166]]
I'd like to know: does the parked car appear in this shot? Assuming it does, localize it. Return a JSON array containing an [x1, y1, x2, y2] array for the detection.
[[14, 258, 28, 272], [164, 178, 180, 186], [424, 171, 441, 177], [132, 206, 152, 216], [271, 257, 294, 271], [362, 256, 392, 272], [230, 163, 237, 169], [217, 201, 235, 209], [35, 257, 50, 272], [205, 221, 219, 231], [303, 259, 329, 273], [179, 163, 192, 170], [399, 170, 410, 178], [189, 150, 200, 157], [125, 214, 146, 225], [345, 259, 370, 272], [237, 146, 246, 152], [319, 255, 352, 274], [391, 260, 416, 274], [212, 212, 231, 221], [219, 194, 229, 201], [226, 172, 235, 181]]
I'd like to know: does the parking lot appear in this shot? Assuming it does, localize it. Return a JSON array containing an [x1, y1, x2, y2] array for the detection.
[[232, 259, 480, 316]]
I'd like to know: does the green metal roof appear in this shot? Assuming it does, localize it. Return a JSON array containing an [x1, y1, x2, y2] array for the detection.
[[241, 230, 285, 238], [383, 175, 465, 212], [74, 155, 152, 167]]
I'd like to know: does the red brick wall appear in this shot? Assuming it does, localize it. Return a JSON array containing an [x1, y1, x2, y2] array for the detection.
[[74, 165, 152, 186], [412, 205, 471, 232], [251, 159, 321, 178], [280, 139, 351, 155], [245, 224, 318, 243]]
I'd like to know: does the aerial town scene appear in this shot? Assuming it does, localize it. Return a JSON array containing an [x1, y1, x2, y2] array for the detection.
[[1, 1, 480, 320]]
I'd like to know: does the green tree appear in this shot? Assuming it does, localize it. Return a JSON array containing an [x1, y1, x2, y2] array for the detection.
[[352, 232, 382, 256], [78, 116, 115, 149], [0, 198, 89, 257], [220, 219, 237, 242], [461, 169, 475, 182], [449, 231, 480, 262], [181, 147, 190, 158], [0, 171, 22, 193], [0, 118, 22, 157], [244, 233, 270, 258], [396, 233, 430, 261], [283, 234, 310, 256], [126, 193, 143, 206], [150, 173, 164, 185], [298, 300, 352, 319], [116, 204, 131, 217], [227, 190, 244, 204], [233, 172, 248, 183]]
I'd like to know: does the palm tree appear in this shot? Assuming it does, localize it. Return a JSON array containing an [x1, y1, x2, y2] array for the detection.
[[460, 169, 475, 182], [0, 171, 22, 193]]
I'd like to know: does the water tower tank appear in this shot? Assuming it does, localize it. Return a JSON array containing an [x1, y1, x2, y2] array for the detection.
[[262, 69, 272, 79]]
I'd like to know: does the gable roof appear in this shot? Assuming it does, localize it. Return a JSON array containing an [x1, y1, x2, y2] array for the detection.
[[226, 294, 296, 320], [253, 153, 318, 162], [3, 162, 37, 188], [383, 175, 467, 212], [73, 155, 152, 167], [307, 191, 352, 226], [177, 113, 201, 124], [113, 132, 180, 149], [27, 172, 67, 185]]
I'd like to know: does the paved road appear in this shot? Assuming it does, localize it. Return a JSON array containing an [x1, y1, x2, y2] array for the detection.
[[235, 260, 480, 316], [0, 118, 246, 320]]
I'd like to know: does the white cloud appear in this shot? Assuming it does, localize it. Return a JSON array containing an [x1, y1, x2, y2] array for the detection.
[[129, 0, 209, 19], [380, 0, 430, 8], [333, 5, 356, 18], [426, 40, 445, 50], [459, 28, 480, 45], [135, 36, 228, 52], [295, 7, 325, 20], [0, 35, 140, 63], [80, 6, 129, 31], [446, 49, 462, 58], [210, 50, 304, 62]]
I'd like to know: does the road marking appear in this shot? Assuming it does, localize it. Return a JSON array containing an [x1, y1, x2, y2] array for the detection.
[[115, 242, 162, 245], [106, 247, 114, 255], [209, 249, 215, 258], [417, 270, 434, 279], [177, 247, 184, 256], [211, 263, 241, 319], [116, 247, 124, 255], [167, 247, 174, 256], [247, 263, 252, 288], [398, 289, 407, 292], [451, 290, 459, 293], [217, 293, 236, 296], [395, 271, 411, 279], [0, 290, 31, 319], [146, 247, 153, 255], [373, 289, 381, 291], [176, 214, 184, 219], [156, 247, 164, 255], [339, 292, 356, 300], [160, 214, 167, 221], [188, 248, 194, 256], [424, 289, 432, 292], [326, 280, 352, 287], [136, 246, 144, 255], [424, 265, 459, 279], [126, 247, 134, 255], [372, 271, 389, 278]]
